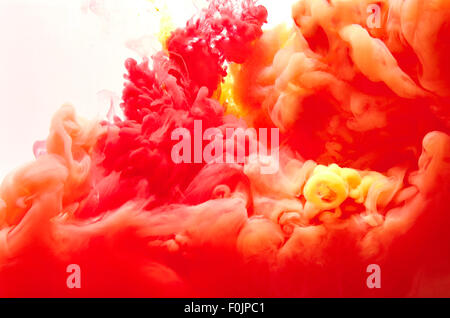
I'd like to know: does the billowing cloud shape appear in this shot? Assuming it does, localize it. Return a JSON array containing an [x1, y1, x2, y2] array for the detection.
[[0, 0, 449, 297]]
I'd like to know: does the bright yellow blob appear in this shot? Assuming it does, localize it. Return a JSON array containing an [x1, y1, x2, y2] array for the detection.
[[218, 64, 247, 117], [303, 163, 389, 214]]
